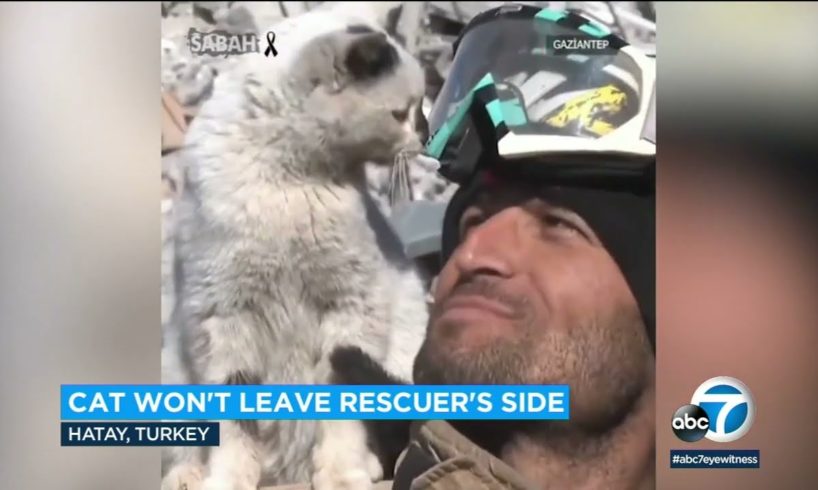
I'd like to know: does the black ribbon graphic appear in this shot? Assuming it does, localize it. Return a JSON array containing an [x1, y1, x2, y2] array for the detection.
[[264, 31, 278, 57]]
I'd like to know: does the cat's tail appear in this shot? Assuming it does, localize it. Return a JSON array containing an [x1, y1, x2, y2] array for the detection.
[[329, 345, 411, 478]]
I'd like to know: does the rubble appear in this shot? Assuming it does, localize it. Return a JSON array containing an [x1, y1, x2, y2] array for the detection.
[[160, 2, 655, 306], [161, 1, 654, 207]]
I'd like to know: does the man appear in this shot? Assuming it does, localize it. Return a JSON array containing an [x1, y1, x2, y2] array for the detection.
[[394, 180, 655, 489], [265, 4, 655, 489], [390, 4, 656, 489]]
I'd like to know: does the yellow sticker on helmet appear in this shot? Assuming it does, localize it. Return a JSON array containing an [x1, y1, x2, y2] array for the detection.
[[545, 84, 628, 136]]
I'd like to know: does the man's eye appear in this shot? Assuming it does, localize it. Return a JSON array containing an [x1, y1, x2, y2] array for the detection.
[[543, 213, 583, 236], [459, 212, 485, 238], [544, 213, 572, 228]]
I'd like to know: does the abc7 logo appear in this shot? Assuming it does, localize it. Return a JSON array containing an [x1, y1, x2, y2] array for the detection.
[[672, 376, 755, 443]]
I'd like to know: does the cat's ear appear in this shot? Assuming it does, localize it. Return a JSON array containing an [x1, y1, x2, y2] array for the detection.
[[343, 29, 399, 80]]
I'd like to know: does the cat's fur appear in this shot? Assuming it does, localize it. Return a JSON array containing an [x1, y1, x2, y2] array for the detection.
[[161, 10, 429, 490]]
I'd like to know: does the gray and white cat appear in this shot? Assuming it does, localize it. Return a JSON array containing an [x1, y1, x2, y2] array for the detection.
[[161, 12, 429, 490]]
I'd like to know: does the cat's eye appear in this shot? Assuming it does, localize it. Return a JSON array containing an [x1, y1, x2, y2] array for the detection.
[[391, 108, 409, 122]]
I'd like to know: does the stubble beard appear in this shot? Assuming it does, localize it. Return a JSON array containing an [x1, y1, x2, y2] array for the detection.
[[413, 302, 653, 435]]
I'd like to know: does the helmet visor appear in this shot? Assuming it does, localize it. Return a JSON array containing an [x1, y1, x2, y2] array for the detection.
[[427, 9, 646, 153]]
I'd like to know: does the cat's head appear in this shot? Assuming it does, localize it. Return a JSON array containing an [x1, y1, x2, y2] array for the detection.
[[288, 24, 428, 167]]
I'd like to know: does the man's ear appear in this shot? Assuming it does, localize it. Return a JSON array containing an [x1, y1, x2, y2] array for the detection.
[[344, 30, 399, 80]]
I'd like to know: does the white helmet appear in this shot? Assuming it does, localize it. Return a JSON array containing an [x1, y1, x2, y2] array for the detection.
[[427, 5, 656, 348], [425, 3, 655, 185]]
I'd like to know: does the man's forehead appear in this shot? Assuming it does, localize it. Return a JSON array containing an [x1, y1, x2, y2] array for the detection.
[[471, 183, 558, 210]]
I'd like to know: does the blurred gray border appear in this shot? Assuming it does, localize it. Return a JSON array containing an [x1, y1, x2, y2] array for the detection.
[[0, 3, 161, 489]]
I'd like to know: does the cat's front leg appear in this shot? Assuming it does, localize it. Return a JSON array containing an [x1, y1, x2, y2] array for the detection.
[[311, 355, 383, 490], [192, 315, 265, 490], [312, 419, 382, 490]]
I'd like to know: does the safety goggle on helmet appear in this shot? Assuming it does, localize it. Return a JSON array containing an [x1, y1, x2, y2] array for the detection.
[[425, 4, 655, 188]]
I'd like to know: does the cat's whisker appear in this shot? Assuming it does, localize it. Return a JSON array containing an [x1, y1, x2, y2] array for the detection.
[[388, 151, 414, 208]]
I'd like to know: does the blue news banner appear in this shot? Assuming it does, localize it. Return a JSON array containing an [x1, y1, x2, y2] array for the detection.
[[61, 384, 569, 446]]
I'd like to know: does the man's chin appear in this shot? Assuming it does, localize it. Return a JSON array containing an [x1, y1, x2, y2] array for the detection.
[[432, 315, 522, 353], [413, 331, 530, 386]]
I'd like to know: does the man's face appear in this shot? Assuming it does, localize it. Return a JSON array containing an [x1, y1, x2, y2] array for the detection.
[[414, 183, 653, 428]]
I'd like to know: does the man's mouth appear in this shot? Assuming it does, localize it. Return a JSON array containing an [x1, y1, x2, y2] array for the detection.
[[440, 293, 517, 319]]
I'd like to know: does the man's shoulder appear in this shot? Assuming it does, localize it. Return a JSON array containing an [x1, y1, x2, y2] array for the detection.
[[260, 481, 393, 490]]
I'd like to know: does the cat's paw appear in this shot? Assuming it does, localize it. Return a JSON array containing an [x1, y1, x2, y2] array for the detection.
[[312, 466, 372, 490], [366, 451, 383, 482], [312, 438, 376, 490], [161, 463, 204, 490], [201, 475, 256, 490]]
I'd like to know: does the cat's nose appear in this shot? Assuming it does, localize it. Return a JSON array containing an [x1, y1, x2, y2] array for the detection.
[[403, 135, 424, 154]]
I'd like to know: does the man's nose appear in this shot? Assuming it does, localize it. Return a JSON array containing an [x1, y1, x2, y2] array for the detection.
[[451, 207, 529, 279]]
